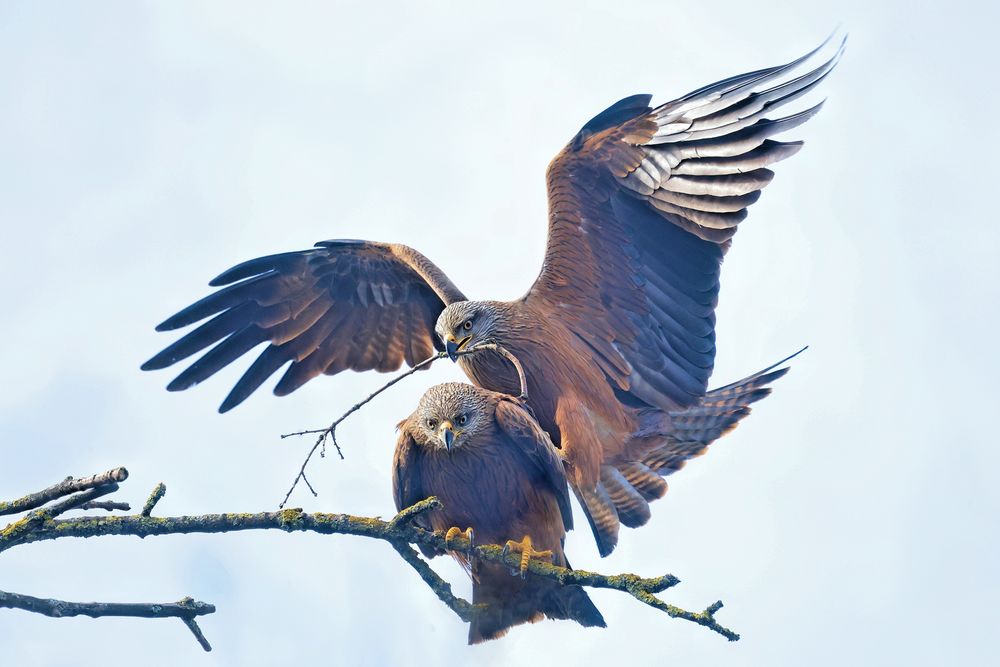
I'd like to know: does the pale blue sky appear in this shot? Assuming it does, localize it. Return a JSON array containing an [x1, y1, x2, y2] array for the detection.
[[1, 1, 997, 665]]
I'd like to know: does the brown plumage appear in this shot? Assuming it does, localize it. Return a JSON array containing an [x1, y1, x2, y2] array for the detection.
[[393, 383, 605, 644], [145, 38, 841, 555]]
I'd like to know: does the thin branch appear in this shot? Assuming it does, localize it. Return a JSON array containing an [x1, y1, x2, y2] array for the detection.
[[74, 500, 131, 513], [45, 484, 121, 519], [0, 590, 215, 652], [0, 467, 128, 516], [474, 342, 529, 399], [277, 351, 448, 508], [277, 342, 528, 508]]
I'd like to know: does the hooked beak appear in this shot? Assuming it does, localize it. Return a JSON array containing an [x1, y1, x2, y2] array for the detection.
[[438, 421, 456, 450], [445, 335, 472, 362]]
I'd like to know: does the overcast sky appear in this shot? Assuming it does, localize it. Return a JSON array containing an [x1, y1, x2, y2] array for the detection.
[[2, 1, 997, 665]]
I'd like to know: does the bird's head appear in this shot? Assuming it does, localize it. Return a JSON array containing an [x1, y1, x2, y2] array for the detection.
[[416, 382, 491, 451], [435, 301, 502, 361]]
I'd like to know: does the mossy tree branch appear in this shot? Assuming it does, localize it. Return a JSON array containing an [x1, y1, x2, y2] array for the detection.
[[1, 469, 740, 647]]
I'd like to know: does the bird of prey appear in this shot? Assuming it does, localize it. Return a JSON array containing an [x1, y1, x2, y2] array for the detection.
[[393, 382, 605, 644], [144, 38, 841, 555]]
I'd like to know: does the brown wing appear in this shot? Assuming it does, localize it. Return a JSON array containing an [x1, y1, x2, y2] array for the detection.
[[392, 423, 428, 518], [527, 37, 842, 411], [143, 240, 466, 412], [494, 398, 573, 531]]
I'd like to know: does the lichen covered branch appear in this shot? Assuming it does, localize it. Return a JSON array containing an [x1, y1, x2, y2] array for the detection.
[[1, 469, 739, 642], [0, 467, 128, 516]]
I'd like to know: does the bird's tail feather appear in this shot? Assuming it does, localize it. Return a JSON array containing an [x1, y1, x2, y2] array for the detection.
[[468, 557, 604, 644], [573, 483, 621, 558], [578, 349, 802, 556]]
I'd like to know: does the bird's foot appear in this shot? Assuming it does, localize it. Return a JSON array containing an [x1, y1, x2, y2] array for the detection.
[[501, 535, 553, 579], [444, 526, 475, 558]]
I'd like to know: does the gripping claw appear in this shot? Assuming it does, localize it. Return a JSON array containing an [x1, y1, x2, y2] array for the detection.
[[501, 535, 553, 579]]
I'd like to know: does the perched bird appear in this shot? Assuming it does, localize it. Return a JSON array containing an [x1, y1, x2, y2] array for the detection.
[[393, 382, 605, 644], [144, 38, 842, 555]]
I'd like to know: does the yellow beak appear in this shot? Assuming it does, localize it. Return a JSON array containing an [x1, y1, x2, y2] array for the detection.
[[438, 420, 456, 449], [445, 335, 472, 361]]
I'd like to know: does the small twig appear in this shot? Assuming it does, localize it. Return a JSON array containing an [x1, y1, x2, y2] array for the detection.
[[141, 483, 167, 517], [473, 342, 529, 400], [74, 500, 131, 512], [277, 351, 447, 507], [277, 342, 528, 507], [0, 590, 215, 652], [44, 485, 121, 519], [178, 597, 213, 652], [299, 472, 318, 497], [0, 468, 128, 516]]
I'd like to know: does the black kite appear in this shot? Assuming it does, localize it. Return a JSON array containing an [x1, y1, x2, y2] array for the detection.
[[144, 39, 841, 555], [393, 382, 605, 643]]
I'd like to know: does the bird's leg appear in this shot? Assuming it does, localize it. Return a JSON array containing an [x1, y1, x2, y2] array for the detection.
[[444, 526, 475, 558], [501, 535, 553, 579]]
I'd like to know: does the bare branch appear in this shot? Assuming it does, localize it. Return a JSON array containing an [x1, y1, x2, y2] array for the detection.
[[277, 351, 448, 508], [0, 590, 215, 652], [74, 500, 131, 513], [0, 468, 128, 516], [277, 342, 528, 507], [472, 342, 529, 399], [45, 484, 121, 518]]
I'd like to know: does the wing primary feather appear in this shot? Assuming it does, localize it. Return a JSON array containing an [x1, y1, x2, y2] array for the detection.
[[165, 326, 266, 392], [155, 272, 275, 331], [142, 302, 255, 370], [670, 140, 803, 176], [209, 251, 308, 287], [655, 32, 841, 123], [685, 43, 843, 134], [707, 346, 807, 393], [646, 99, 826, 150]]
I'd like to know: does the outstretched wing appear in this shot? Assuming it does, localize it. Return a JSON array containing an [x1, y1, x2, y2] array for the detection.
[[494, 398, 573, 531], [528, 37, 842, 411], [143, 240, 466, 412]]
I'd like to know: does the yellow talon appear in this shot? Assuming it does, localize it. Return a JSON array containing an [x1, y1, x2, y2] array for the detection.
[[501, 535, 553, 578], [444, 526, 474, 553]]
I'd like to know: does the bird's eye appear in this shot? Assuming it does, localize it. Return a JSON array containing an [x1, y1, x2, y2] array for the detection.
[[457, 414, 468, 426], [426, 419, 437, 429], [462, 319, 473, 331]]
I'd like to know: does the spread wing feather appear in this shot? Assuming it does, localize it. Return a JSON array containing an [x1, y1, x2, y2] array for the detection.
[[143, 240, 466, 412], [528, 37, 841, 411]]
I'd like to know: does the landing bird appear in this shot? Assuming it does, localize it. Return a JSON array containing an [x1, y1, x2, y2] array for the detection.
[[393, 382, 605, 644], [144, 37, 842, 555]]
